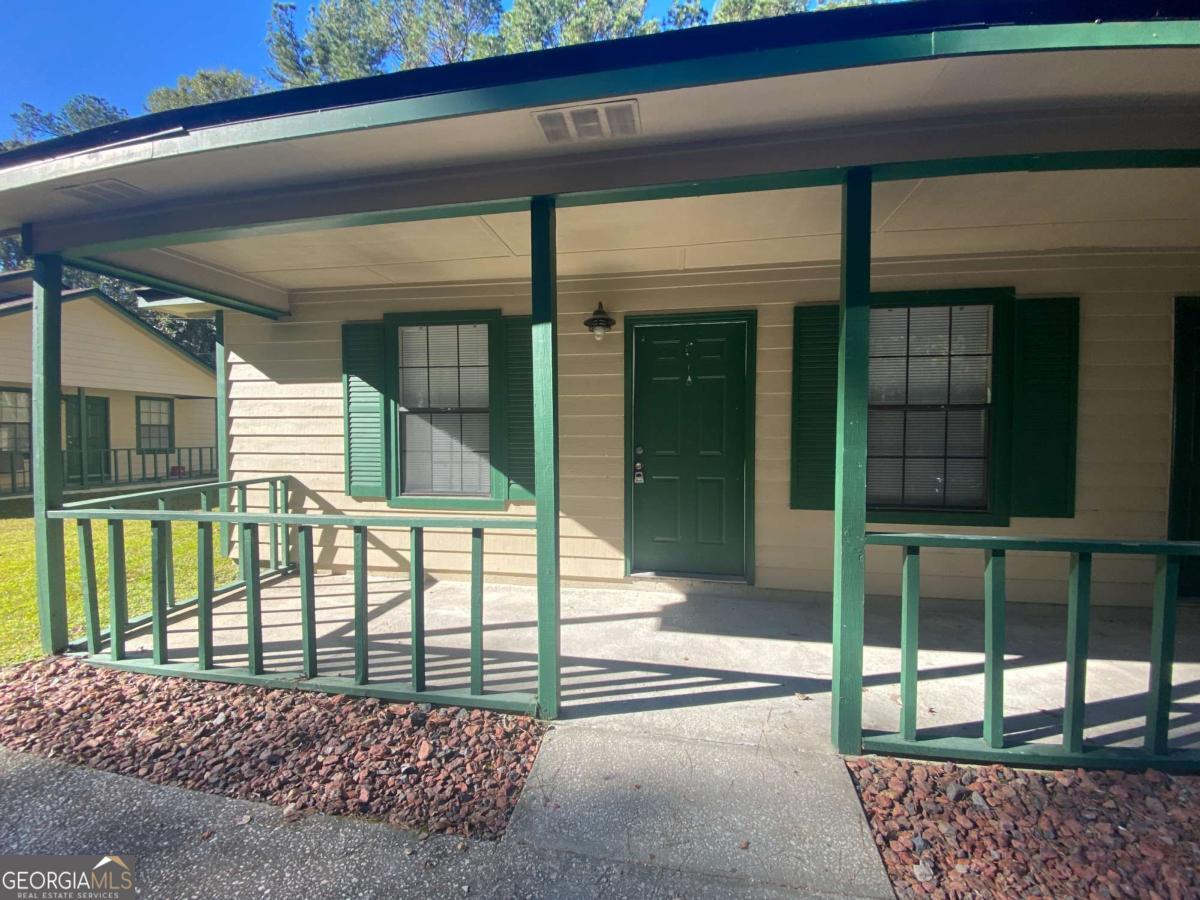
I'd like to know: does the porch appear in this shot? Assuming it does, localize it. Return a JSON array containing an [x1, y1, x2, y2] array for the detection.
[[65, 545, 1200, 759]]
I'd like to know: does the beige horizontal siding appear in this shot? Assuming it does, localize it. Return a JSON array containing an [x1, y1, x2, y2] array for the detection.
[[226, 249, 1200, 607]]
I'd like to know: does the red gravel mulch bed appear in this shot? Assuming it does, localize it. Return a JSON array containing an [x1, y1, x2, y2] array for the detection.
[[848, 756, 1200, 899], [0, 658, 544, 839]]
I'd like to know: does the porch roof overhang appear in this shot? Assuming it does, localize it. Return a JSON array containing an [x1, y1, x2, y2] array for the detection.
[[3, 0, 1200, 319]]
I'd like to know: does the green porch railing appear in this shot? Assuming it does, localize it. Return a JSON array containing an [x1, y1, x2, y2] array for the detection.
[[50, 476, 541, 716], [861, 533, 1200, 773], [1, 446, 219, 497]]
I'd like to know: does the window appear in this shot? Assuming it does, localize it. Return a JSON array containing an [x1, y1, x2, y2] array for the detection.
[[396, 321, 493, 497], [0, 389, 31, 464], [137, 397, 174, 452], [867, 304, 993, 511]]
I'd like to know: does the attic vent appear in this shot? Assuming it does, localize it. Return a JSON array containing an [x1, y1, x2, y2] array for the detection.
[[535, 100, 641, 145], [55, 178, 148, 205]]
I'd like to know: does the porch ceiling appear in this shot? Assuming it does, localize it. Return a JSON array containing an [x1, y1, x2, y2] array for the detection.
[[95, 167, 1200, 295]]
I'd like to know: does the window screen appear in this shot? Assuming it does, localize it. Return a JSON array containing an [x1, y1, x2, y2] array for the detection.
[[0, 391, 31, 462], [867, 305, 992, 510], [137, 398, 173, 451], [398, 323, 491, 495]]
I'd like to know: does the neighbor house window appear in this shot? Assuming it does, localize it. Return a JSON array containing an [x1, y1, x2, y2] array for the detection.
[[396, 322, 492, 496], [867, 304, 993, 511], [136, 397, 174, 452], [0, 389, 31, 463]]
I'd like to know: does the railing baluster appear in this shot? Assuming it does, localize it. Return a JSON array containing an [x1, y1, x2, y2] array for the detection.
[[353, 525, 369, 685], [900, 545, 920, 741], [983, 548, 1006, 749], [1063, 552, 1092, 753], [1146, 554, 1180, 756], [299, 525, 317, 678], [77, 520, 101, 655], [107, 519, 126, 660], [241, 522, 263, 675], [150, 520, 169, 664], [268, 479, 280, 570], [470, 528, 485, 695], [158, 497, 175, 609], [279, 479, 292, 570], [410, 526, 426, 692], [197, 492, 215, 669]]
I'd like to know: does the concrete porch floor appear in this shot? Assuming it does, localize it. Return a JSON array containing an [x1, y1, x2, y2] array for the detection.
[[120, 572, 1200, 754]]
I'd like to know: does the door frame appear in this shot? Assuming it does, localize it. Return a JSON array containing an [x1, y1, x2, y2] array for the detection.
[[1169, 297, 1200, 596], [623, 309, 757, 582]]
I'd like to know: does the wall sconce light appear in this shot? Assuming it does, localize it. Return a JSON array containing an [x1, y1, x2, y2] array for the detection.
[[584, 302, 616, 341]]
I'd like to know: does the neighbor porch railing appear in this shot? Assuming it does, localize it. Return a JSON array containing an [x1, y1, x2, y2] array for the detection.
[[50, 476, 541, 716], [2, 446, 218, 496], [861, 533, 1200, 772]]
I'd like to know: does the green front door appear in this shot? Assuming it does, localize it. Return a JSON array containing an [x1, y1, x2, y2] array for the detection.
[[627, 314, 754, 578], [65, 395, 111, 483], [1170, 298, 1200, 599]]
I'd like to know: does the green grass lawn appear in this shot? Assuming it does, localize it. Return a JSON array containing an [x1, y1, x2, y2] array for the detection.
[[0, 496, 239, 665]]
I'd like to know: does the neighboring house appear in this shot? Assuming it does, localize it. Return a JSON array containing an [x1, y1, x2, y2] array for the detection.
[[0, 272, 217, 496], [3, 1, 1199, 769]]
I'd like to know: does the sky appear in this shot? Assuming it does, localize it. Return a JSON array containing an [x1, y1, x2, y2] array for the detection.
[[2, 0, 680, 141]]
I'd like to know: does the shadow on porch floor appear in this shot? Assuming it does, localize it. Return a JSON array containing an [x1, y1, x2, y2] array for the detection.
[[114, 573, 1200, 756]]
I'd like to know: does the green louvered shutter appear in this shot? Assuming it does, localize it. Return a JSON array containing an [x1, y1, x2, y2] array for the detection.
[[342, 322, 388, 498], [1010, 297, 1079, 517], [790, 303, 841, 510], [503, 316, 535, 499]]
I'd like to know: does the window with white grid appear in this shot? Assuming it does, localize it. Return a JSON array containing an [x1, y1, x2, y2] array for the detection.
[[0, 390, 31, 457], [867, 304, 993, 511], [137, 397, 173, 452], [397, 323, 491, 495]]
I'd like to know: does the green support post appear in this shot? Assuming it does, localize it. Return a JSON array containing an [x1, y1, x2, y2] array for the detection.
[[983, 548, 1007, 749], [77, 520, 100, 655], [830, 167, 872, 755], [268, 479, 279, 570], [299, 525, 317, 678], [107, 519, 127, 661], [1146, 554, 1180, 755], [470, 528, 484, 695], [279, 478, 292, 569], [241, 522, 263, 675], [197, 520, 215, 669], [531, 195, 562, 720], [158, 497, 175, 609], [214, 312, 231, 555], [410, 527, 425, 691], [32, 255, 67, 654], [353, 525, 369, 685], [77, 387, 88, 487], [900, 546, 920, 741], [1063, 552, 1092, 753], [150, 520, 169, 664]]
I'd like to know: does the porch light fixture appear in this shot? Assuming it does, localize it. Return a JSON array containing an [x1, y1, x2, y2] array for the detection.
[[584, 302, 616, 341]]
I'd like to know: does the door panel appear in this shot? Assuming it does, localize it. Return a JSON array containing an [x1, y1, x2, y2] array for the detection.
[[1170, 299, 1200, 598], [65, 396, 110, 483], [630, 317, 751, 577]]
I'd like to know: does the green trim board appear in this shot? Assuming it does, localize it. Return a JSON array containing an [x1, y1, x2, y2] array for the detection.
[[623, 310, 757, 582], [135, 396, 175, 454]]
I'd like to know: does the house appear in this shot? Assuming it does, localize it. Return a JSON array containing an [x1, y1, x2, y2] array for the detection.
[[3, 0, 1199, 770], [0, 272, 217, 496]]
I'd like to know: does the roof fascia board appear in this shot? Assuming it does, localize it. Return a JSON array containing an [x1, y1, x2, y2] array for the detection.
[[3, 19, 1199, 199], [64, 256, 288, 320]]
